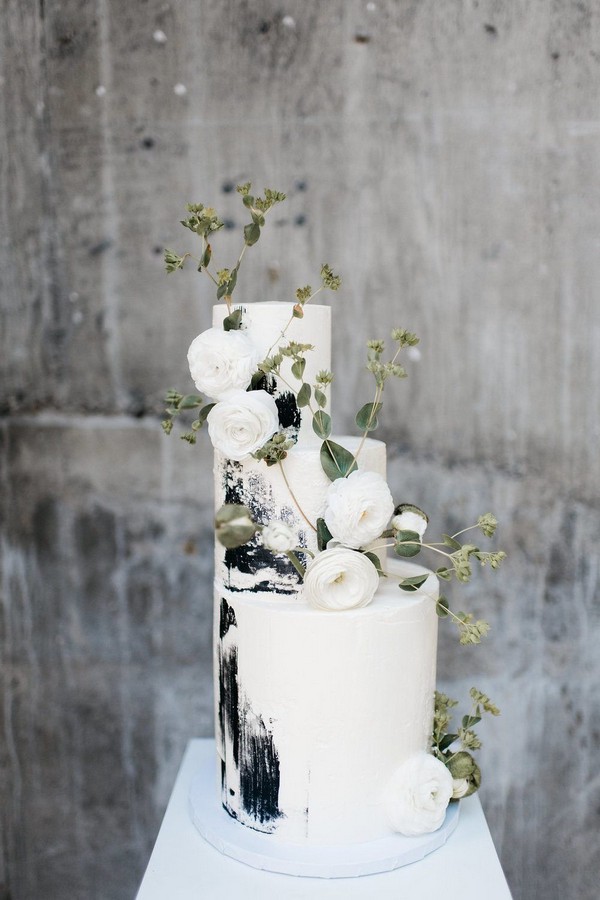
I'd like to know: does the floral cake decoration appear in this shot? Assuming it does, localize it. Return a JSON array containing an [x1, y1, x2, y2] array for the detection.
[[162, 183, 505, 809]]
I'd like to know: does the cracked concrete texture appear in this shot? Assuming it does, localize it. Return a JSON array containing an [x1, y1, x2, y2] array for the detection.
[[2, 1, 600, 898]]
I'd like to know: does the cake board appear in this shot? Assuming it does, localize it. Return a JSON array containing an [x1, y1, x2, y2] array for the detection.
[[188, 755, 460, 879]]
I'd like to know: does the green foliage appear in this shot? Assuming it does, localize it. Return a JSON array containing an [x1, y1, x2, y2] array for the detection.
[[296, 285, 312, 303], [252, 430, 297, 466], [166, 185, 285, 305], [391, 328, 419, 347], [180, 204, 224, 238], [215, 504, 258, 549], [320, 440, 358, 482], [223, 308, 243, 331], [393, 530, 422, 558], [297, 383, 311, 407], [161, 389, 215, 444], [316, 517, 333, 552], [431, 688, 499, 798], [398, 573, 429, 592], [164, 248, 187, 273], [312, 410, 331, 439], [314, 388, 327, 408], [363, 551, 386, 577], [320, 263, 342, 291], [291, 357, 306, 380], [355, 401, 382, 432]]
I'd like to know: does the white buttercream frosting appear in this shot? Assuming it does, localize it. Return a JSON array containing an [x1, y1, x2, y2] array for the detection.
[[214, 560, 439, 844]]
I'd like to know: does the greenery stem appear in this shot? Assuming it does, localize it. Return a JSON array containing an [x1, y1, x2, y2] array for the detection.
[[285, 550, 306, 578], [351, 345, 402, 467], [263, 285, 324, 361]]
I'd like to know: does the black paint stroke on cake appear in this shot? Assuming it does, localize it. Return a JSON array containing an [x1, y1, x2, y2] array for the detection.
[[219, 597, 237, 639], [217, 617, 283, 830], [219, 644, 240, 766], [275, 391, 301, 431], [239, 711, 282, 824], [221, 460, 304, 594], [252, 374, 302, 433]]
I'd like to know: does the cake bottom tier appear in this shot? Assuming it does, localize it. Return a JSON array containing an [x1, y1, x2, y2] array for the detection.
[[214, 559, 439, 846]]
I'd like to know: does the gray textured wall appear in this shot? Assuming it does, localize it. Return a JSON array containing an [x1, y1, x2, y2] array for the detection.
[[1, 1, 599, 898]]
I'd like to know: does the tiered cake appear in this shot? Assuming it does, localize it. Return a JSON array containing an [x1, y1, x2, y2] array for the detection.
[[211, 302, 441, 847]]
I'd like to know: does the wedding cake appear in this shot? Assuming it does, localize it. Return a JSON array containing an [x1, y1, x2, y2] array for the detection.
[[211, 301, 443, 845], [163, 186, 504, 875]]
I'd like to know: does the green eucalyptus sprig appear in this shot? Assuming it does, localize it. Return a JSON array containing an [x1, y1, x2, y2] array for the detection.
[[164, 183, 286, 313], [347, 328, 420, 470], [389, 513, 505, 644], [432, 688, 500, 797], [161, 390, 215, 444]]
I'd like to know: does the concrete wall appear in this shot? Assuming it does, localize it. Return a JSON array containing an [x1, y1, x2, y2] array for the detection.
[[1, 1, 599, 897]]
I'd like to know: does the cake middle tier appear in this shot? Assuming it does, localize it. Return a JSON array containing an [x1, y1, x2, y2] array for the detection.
[[214, 436, 388, 597]]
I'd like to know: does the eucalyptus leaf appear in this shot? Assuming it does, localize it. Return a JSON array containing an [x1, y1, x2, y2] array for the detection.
[[355, 401, 383, 432], [201, 245, 212, 268], [215, 503, 257, 549], [178, 394, 204, 410], [398, 574, 429, 592], [312, 410, 331, 439], [315, 388, 327, 408], [316, 517, 333, 552], [291, 358, 306, 381], [319, 440, 358, 482], [227, 267, 238, 293], [443, 534, 462, 551], [197, 403, 216, 426], [394, 530, 421, 558], [436, 596, 450, 618], [242, 194, 255, 208], [439, 733, 458, 752], [297, 383, 311, 407], [363, 551, 386, 577], [217, 282, 228, 300], [223, 308, 243, 331], [244, 222, 260, 246], [462, 715, 482, 729]]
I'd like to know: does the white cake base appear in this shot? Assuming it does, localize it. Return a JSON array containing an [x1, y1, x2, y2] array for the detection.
[[189, 757, 460, 878]]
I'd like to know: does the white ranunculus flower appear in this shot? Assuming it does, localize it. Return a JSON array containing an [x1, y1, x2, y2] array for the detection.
[[452, 777, 470, 800], [187, 327, 261, 400], [385, 752, 453, 836], [323, 470, 394, 549], [391, 504, 429, 539], [207, 389, 279, 461], [262, 521, 297, 553], [303, 547, 380, 611]]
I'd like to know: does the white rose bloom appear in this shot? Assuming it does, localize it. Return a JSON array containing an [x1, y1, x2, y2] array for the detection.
[[385, 752, 453, 836], [391, 507, 428, 539], [207, 389, 279, 461], [452, 777, 470, 800], [323, 470, 394, 549], [303, 547, 380, 611], [262, 521, 297, 553], [187, 327, 261, 400]]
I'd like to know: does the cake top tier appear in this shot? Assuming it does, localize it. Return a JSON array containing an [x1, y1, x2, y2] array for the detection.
[[212, 302, 332, 447]]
